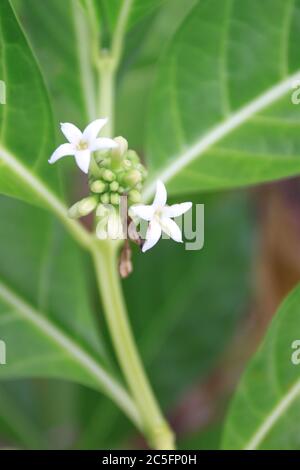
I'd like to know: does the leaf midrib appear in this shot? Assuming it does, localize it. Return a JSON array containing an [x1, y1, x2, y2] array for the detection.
[[143, 71, 300, 201], [244, 379, 300, 449], [0, 279, 141, 429]]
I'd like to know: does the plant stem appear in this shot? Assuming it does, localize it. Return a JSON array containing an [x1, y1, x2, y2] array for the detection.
[[91, 241, 175, 450], [92, 0, 176, 449], [97, 56, 115, 136], [111, 0, 134, 65]]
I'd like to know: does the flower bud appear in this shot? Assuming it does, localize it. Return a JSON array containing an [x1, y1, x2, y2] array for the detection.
[[126, 150, 139, 164], [136, 163, 148, 179], [123, 169, 142, 187], [102, 169, 116, 182], [122, 159, 132, 170], [100, 193, 110, 204], [96, 203, 109, 218], [111, 136, 128, 157], [128, 189, 141, 204], [107, 211, 123, 239], [118, 186, 125, 194], [110, 193, 120, 205], [90, 180, 106, 193], [68, 196, 97, 218], [110, 181, 119, 192]]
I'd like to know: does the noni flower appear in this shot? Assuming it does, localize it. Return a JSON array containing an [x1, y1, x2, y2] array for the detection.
[[130, 180, 192, 252], [48, 118, 117, 173]]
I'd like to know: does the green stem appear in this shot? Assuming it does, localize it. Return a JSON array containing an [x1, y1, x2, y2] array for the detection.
[[91, 241, 175, 450], [97, 56, 115, 136], [92, 0, 176, 449]]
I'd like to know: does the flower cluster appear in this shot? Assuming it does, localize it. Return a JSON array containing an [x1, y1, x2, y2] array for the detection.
[[48, 118, 147, 221], [89, 136, 147, 208], [49, 118, 192, 255]]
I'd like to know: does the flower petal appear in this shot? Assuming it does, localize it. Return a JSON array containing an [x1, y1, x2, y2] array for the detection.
[[130, 204, 155, 221], [163, 202, 192, 218], [90, 137, 118, 151], [161, 217, 183, 243], [142, 220, 162, 252], [74, 150, 91, 174], [82, 118, 108, 144], [153, 180, 167, 208], [48, 143, 75, 164], [60, 122, 82, 143]]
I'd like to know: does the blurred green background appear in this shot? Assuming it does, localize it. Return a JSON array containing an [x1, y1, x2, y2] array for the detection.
[[1, 0, 300, 449]]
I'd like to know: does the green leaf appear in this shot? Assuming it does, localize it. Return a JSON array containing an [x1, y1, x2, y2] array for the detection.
[[13, 0, 97, 124], [0, 383, 44, 449], [146, 0, 300, 198], [0, 197, 138, 427], [0, 0, 60, 207], [222, 283, 300, 450], [116, 0, 197, 149], [124, 191, 253, 407], [75, 190, 254, 449], [84, 0, 167, 32]]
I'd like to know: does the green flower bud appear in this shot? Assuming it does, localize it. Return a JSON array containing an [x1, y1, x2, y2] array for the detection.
[[90, 180, 106, 193], [109, 181, 119, 192], [68, 196, 97, 219], [100, 193, 110, 204], [136, 163, 148, 179], [123, 169, 142, 187], [100, 157, 111, 168], [128, 189, 141, 204], [102, 169, 116, 182], [118, 186, 125, 194], [126, 150, 139, 164], [122, 159, 132, 170], [111, 136, 128, 157], [116, 170, 125, 183], [110, 193, 120, 205], [96, 203, 109, 218]]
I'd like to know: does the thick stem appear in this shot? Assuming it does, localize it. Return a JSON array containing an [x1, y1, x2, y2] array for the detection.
[[91, 241, 175, 450], [97, 56, 115, 135], [92, 0, 175, 449]]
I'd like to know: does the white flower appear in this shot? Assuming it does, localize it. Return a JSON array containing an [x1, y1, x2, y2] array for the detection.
[[48, 118, 117, 174], [130, 180, 192, 252]]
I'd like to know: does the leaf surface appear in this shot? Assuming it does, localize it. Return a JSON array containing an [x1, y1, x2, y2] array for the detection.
[[146, 0, 300, 197]]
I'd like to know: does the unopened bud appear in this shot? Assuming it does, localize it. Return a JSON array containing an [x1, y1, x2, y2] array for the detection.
[[123, 169, 142, 187], [90, 180, 106, 193], [122, 159, 132, 170], [118, 186, 125, 194], [96, 203, 109, 218], [100, 193, 110, 204], [128, 189, 141, 204], [102, 169, 116, 182], [126, 150, 139, 164], [136, 163, 148, 179], [68, 196, 97, 218], [110, 181, 119, 192], [112, 136, 128, 157], [110, 193, 120, 205]]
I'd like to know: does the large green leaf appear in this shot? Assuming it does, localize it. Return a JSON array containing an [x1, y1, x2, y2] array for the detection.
[[14, 0, 97, 124], [116, 0, 197, 149], [0, 0, 60, 207], [146, 0, 300, 198], [76, 190, 254, 449], [0, 197, 138, 426], [81, 0, 167, 32], [15, 0, 166, 127], [0, 384, 44, 448], [222, 284, 300, 450], [125, 192, 253, 407]]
